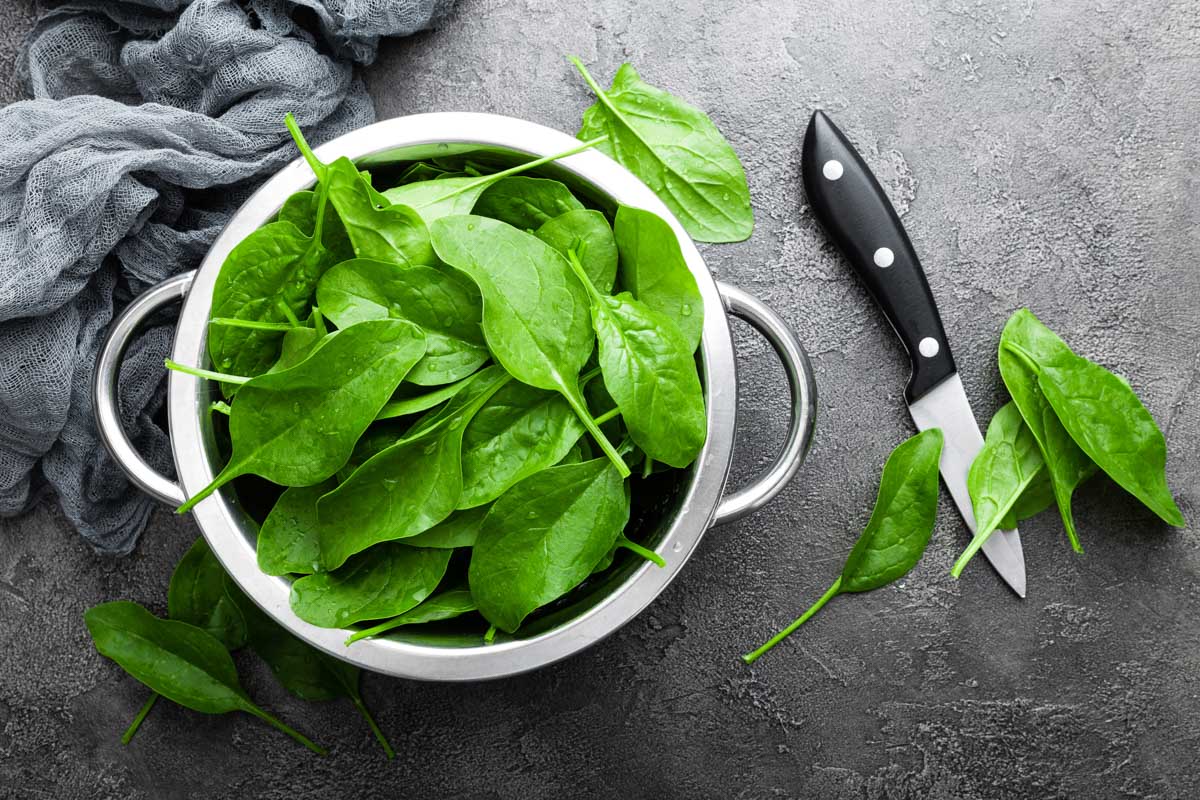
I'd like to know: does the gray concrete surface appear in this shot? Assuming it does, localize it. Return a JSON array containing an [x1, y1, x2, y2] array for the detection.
[[2, 0, 1199, 797]]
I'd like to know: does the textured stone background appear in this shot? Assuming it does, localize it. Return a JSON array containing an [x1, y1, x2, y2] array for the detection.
[[2, 1, 1198, 798]]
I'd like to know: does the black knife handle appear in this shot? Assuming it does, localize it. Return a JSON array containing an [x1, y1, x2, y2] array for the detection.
[[802, 110, 955, 402]]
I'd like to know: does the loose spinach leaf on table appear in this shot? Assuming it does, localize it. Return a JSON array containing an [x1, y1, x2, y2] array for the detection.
[[566, 250, 705, 468], [743, 429, 943, 664], [168, 537, 247, 649], [458, 379, 586, 508], [1025, 327, 1185, 529], [429, 214, 629, 476], [952, 403, 1061, 577], [613, 205, 703, 351], [122, 536, 249, 744], [571, 57, 753, 244], [84, 601, 324, 754], [222, 575, 394, 758], [286, 114, 436, 268], [469, 458, 630, 633], [345, 589, 478, 645], [317, 367, 511, 570], [998, 310, 1099, 551], [473, 175, 584, 230], [316, 258, 487, 385], [290, 543, 452, 628], [257, 479, 334, 576], [175, 319, 427, 514], [534, 208, 619, 293]]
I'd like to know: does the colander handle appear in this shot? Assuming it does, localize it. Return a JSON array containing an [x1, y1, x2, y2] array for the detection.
[[713, 282, 817, 526], [93, 271, 194, 506]]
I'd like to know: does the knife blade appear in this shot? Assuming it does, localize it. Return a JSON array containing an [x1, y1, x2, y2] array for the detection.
[[800, 110, 1026, 597]]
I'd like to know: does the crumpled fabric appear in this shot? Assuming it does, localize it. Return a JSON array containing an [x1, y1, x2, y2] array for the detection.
[[0, 0, 454, 554]]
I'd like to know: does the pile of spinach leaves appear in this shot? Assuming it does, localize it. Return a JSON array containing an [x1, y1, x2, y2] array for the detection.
[[955, 309, 1185, 576], [87, 57, 755, 751]]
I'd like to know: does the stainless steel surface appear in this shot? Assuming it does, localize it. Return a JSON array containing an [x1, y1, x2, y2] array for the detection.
[[92, 271, 194, 507], [95, 112, 817, 680], [907, 374, 1027, 597], [714, 282, 817, 525]]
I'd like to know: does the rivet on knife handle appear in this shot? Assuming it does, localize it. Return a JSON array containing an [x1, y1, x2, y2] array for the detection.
[[801, 110, 956, 402]]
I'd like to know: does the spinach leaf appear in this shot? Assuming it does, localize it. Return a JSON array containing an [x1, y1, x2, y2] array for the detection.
[[613, 205, 703, 351], [566, 250, 706, 468], [345, 589, 478, 645], [534, 208, 618, 293], [743, 429, 943, 663], [290, 544, 452, 628], [571, 58, 753, 243], [468, 458, 630, 633], [277, 188, 353, 263], [176, 319, 427, 514], [429, 215, 629, 476], [268, 326, 327, 373], [952, 403, 1054, 577], [1006, 312, 1184, 527], [123, 536, 248, 744], [317, 367, 511, 569], [257, 480, 334, 576], [998, 310, 1104, 549], [375, 371, 479, 420], [84, 601, 324, 754], [1003, 470, 1056, 528], [168, 537, 247, 649], [473, 176, 584, 230], [206, 218, 331, 381], [316, 258, 487, 385], [222, 575, 393, 758], [458, 379, 585, 508], [287, 114, 435, 268], [382, 137, 602, 224], [402, 504, 490, 549]]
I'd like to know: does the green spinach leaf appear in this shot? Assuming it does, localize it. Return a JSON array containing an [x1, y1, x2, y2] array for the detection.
[[290, 544, 451, 628], [84, 601, 324, 753], [168, 537, 247, 649], [345, 589, 478, 645], [1010, 314, 1184, 527], [222, 576, 394, 758], [257, 480, 334, 576], [566, 250, 705, 468], [317, 367, 511, 569], [534, 208, 618, 293], [743, 429, 943, 663], [429, 214, 629, 476], [468, 458, 630, 633], [458, 379, 586, 508], [375, 371, 480, 420], [287, 114, 435, 268], [176, 319, 427, 514], [382, 137, 602, 224], [613, 205, 703, 351], [998, 310, 1098, 551], [952, 403, 1053, 577], [402, 505, 490, 549], [572, 58, 753, 243], [473, 176, 584, 230], [316, 258, 487, 385]]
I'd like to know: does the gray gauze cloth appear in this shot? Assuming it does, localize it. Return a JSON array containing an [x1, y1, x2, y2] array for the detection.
[[0, 0, 454, 554]]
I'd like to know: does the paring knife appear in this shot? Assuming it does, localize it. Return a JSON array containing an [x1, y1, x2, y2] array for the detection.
[[800, 110, 1026, 597]]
